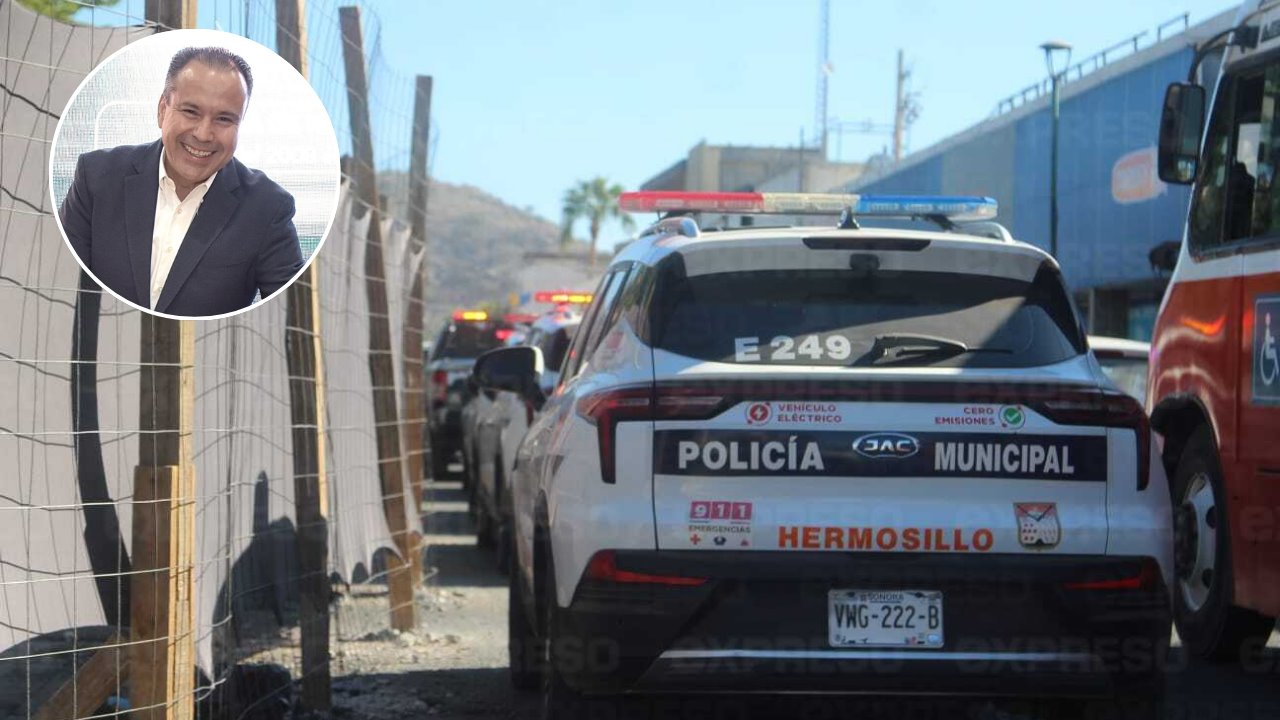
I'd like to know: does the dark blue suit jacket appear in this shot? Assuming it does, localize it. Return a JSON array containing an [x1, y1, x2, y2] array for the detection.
[[59, 140, 303, 317]]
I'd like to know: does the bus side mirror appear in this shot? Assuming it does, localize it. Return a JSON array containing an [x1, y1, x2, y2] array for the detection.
[[1158, 82, 1205, 185]]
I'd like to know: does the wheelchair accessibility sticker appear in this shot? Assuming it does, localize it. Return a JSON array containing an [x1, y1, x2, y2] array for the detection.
[[1256, 295, 1280, 404]]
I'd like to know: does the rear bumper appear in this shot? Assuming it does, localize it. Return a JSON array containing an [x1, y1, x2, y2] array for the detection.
[[556, 551, 1169, 698]]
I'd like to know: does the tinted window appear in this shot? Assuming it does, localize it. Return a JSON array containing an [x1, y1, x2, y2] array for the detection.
[[431, 321, 511, 360], [560, 271, 618, 381], [578, 266, 631, 366], [650, 267, 1082, 368], [539, 326, 574, 372]]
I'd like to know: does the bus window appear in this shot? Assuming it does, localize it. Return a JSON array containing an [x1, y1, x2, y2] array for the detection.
[[1227, 72, 1262, 242], [1248, 64, 1280, 242], [1190, 78, 1235, 252]]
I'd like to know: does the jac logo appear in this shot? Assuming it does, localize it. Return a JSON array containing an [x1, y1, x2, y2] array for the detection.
[[852, 433, 919, 459]]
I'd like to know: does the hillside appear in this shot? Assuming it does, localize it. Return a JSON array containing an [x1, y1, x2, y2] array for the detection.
[[378, 172, 596, 332]]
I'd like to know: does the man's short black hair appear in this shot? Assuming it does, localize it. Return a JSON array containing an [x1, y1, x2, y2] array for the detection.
[[164, 46, 253, 99]]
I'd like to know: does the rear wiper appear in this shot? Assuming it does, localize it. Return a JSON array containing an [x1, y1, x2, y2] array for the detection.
[[864, 333, 1011, 366]]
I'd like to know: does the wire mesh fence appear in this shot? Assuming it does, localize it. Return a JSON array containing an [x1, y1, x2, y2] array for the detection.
[[1, 0, 433, 716]]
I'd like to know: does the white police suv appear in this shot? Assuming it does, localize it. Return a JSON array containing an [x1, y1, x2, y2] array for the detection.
[[473, 192, 1173, 720], [469, 297, 584, 566]]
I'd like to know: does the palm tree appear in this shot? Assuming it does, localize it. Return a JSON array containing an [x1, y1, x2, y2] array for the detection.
[[560, 177, 634, 268]]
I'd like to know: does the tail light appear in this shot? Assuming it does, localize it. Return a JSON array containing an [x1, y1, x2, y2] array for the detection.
[[431, 370, 448, 405], [1032, 390, 1150, 491], [1063, 557, 1161, 591], [574, 385, 730, 484], [583, 550, 706, 587]]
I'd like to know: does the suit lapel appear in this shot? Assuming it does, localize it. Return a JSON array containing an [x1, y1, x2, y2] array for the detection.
[[154, 160, 243, 314], [124, 141, 162, 307]]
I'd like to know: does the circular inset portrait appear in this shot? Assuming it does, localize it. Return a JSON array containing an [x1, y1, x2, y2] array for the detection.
[[49, 28, 341, 320]]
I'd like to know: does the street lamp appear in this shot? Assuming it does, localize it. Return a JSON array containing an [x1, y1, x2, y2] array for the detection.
[[1042, 40, 1072, 261]]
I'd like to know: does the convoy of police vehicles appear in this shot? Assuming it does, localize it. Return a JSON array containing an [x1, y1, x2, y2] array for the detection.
[[461, 294, 586, 569], [430, 4, 1280, 712]]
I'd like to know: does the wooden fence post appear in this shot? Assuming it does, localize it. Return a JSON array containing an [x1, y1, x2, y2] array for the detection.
[[277, 0, 332, 711], [339, 4, 417, 631], [402, 75, 432, 558], [132, 315, 197, 720], [130, 7, 198, 720]]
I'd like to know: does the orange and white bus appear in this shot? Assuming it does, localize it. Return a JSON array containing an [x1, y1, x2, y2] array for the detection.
[[1152, 0, 1280, 661]]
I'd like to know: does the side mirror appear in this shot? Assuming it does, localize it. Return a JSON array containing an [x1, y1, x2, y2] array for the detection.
[[1158, 82, 1205, 185], [473, 346, 545, 409]]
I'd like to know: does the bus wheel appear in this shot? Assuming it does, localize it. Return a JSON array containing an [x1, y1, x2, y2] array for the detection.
[[1171, 425, 1275, 661]]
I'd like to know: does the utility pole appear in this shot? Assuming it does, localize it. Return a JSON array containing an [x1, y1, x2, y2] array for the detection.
[[814, 0, 831, 160], [894, 50, 906, 162]]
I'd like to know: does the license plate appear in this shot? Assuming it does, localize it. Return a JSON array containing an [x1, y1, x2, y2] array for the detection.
[[828, 589, 943, 648]]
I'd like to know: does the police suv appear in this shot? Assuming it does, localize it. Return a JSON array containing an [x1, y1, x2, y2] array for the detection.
[[468, 297, 584, 564], [473, 192, 1173, 719]]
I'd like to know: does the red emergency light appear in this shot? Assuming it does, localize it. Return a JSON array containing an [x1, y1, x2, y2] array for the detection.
[[534, 291, 593, 305], [618, 190, 859, 215], [504, 313, 539, 324], [618, 191, 998, 221]]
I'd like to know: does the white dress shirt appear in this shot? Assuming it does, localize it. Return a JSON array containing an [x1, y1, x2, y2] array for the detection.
[[151, 151, 217, 309]]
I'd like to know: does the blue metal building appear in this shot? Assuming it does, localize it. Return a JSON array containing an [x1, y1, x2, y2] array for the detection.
[[842, 10, 1234, 340]]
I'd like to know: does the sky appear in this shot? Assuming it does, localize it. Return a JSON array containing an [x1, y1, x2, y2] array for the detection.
[[74, 0, 1238, 249], [367, 0, 1235, 248]]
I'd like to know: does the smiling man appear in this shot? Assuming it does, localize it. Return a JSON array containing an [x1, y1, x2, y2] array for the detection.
[[59, 46, 303, 317]]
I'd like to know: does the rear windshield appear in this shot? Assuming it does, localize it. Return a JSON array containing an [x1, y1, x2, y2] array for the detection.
[[650, 267, 1083, 368], [432, 322, 509, 360]]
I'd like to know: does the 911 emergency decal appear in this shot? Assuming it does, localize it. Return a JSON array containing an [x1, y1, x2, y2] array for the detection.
[[688, 500, 753, 548], [654, 430, 1106, 480]]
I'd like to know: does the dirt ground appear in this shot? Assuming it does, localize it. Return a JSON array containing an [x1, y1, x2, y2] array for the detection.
[[240, 478, 537, 720]]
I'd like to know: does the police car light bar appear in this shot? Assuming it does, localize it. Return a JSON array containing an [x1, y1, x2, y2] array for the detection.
[[618, 191, 997, 222], [453, 309, 489, 321], [535, 291, 593, 304]]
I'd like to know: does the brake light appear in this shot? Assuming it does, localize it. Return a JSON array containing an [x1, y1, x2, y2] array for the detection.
[[431, 370, 448, 404], [1032, 390, 1150, 490], [1063, 558, 1160, 591], [534, 290, 593, 304], [575, 385, 730, 484], [496, 329, 514, 341], [583, 550, 706, 587]]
